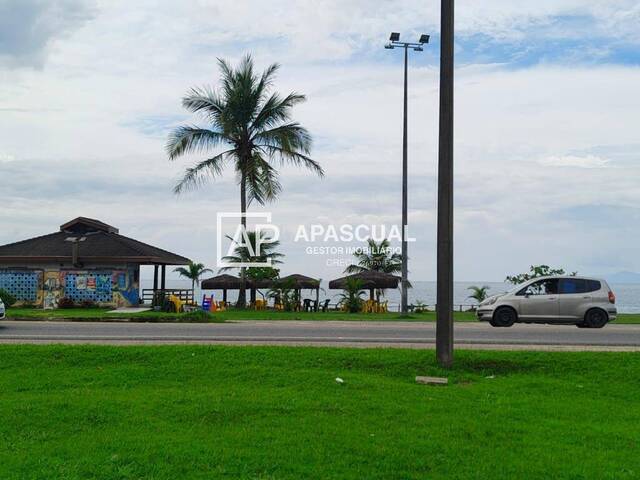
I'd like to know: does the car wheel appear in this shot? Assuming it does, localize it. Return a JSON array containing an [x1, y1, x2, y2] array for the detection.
[[490, 307, 517, 327], [581, 308, 608, 329]]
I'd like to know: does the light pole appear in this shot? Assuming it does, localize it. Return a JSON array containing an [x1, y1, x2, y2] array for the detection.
[[436, 0, 455, 368], [385, 32, 430, 315]]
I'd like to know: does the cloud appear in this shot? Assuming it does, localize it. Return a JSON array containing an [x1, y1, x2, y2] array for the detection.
[[2, 2, 640, 281], [538, 154, 610, 168], [0, 0, 95, 69]]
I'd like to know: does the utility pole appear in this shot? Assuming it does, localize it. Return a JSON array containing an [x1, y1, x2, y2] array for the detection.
[[385, 32, 430, 315], [436, 0, 455, 367]]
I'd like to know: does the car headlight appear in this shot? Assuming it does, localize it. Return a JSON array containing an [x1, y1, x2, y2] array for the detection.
[[480, 296, 498, 306]]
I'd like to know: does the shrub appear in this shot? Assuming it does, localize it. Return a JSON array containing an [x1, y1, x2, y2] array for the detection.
[[57, 297, 76, 309], [414, 301, 428, 314], [180, 310, 219, 322], [80, 299, 98, 309], [0, 289, 17, 307]]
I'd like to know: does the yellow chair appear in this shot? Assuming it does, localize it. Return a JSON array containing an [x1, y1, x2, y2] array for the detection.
[[167, 294, 184, 313]]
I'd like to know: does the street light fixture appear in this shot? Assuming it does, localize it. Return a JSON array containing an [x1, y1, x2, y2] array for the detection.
[[385, 32, 429, 315]]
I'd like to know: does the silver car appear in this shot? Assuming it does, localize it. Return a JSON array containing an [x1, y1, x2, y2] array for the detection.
[[477, 276, 617, 328], [0, 298, 5, 320]]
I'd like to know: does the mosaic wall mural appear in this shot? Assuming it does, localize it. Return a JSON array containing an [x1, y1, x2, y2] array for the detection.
[[0, 268, 139, 308], [0, 271, 41, 303]]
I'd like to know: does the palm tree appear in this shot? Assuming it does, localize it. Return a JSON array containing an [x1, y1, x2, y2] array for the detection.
[[337, 278, 366, 313], [345, 238, 409, 301], [166, 54, 324, 307], [467, 285, 490, 304], [173, 261, 213, 291], [345, 238, 402, 276], [219, 230, 284, 305]]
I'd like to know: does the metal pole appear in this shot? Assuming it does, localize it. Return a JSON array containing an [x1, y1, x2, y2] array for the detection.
[[436, 0, 455, 368], [401, 45, 409, 315]]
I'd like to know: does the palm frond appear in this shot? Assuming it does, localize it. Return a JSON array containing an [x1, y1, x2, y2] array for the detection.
[[173, 150, 232, 194], [258, 145, 324, 177], [181, 87, 225, 124], [250, 92, 306, 133], [166, 126, 228, 160]]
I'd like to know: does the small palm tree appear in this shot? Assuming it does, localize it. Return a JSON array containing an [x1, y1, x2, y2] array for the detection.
[[345, 238, 408, 301], [345, 238, 402, 275], [267, 278, 297, 312], [174, 262, 213, 291], [467, 285, 490, 304], [219, 230, 284, 306], [337, 278, 366, 313], [219, 230, 284, 272], [167, 54, 323, 307]]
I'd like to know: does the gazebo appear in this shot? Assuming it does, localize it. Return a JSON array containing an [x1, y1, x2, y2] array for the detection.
[[329, 270, 400, 301], [0, 217, 190, 308]]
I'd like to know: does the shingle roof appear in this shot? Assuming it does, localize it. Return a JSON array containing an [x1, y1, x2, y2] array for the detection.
[[0, 217, 190, 265]]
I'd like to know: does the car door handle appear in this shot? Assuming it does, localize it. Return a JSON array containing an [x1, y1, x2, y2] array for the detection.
[[583, 296, 590, 299], [548, 297, 557, 300]]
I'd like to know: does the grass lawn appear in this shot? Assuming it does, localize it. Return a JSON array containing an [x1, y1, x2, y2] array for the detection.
[[0, 345, 638, 479], [5, 307, 640, 324], [4, 307, 477, 322]]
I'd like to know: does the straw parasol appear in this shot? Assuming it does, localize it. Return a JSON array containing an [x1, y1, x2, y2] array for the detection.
[[201, 274, 252, 303], [329, 270, 400, 300], [277, 274, 321, 308]]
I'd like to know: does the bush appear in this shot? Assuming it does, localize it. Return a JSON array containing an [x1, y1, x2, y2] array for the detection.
[[79, 299, 98, 309], [180, 310, 218, 322], [0, 289, 17, 307], [57, 297, 76, 309]]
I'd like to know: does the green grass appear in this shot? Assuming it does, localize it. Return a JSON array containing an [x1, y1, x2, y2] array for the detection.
[[4, 307, 477, 322], [5, 307, 640, 324], [5, 307, 224, 322], [0, 345, 638, 479]]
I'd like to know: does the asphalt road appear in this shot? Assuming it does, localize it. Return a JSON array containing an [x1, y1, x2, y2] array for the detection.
[[1, 320, 640, 350]]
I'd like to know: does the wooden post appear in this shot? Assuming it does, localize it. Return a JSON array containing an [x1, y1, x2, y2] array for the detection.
[[436, 0, 455, 368], [153, 265, 159, 291]]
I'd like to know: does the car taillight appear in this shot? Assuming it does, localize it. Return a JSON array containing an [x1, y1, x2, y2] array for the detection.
[[608, 291, 616, 304]]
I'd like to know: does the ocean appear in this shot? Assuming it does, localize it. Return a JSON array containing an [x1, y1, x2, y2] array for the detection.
[[140, 278, 640, 313]]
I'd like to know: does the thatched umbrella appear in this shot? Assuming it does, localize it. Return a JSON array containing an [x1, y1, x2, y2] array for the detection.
[[329, 270, 400, 301], [278, 274, 321, 310], [201, 274, 252, 303]]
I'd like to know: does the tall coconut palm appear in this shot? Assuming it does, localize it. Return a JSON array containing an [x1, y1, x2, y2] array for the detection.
[[166, 54, 323, 307], [174, 261, 213, 291], [345, 238, 408, 301]]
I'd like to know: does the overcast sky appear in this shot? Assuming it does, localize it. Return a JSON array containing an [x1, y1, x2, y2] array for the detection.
[[1, 0, 639, 281]]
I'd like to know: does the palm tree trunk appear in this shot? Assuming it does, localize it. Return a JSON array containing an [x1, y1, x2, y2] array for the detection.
[[237, 175, 248, 308]]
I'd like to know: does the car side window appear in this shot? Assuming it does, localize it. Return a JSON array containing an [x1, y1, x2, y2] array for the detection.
[[518, 279, 559, 296], [559, 278, 586, 294], [585, 280, 601, 293]]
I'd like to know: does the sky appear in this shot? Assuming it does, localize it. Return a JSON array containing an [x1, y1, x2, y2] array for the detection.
[[1, 0, 639, 282]]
